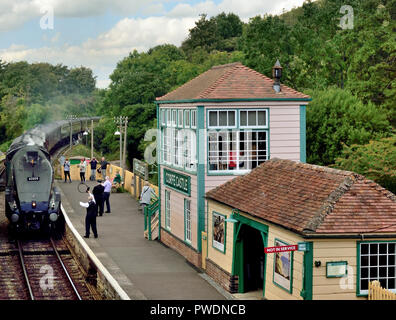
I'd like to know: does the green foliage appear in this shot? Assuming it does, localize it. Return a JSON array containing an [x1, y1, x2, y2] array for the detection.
[[306, 88, 392, 165], [334, 134, 396, 193], [181, 13, 244, 57], [93, 104, 156, 166], [0, 61, 99, 146]]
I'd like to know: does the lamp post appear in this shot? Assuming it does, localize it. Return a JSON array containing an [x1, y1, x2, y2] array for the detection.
[[66, 114, 77, 150], [114, 116, 128, 178], [122, 116, 128, 182]]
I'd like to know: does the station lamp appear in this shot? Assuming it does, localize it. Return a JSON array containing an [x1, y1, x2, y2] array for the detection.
[[225, 209, 240, 223]]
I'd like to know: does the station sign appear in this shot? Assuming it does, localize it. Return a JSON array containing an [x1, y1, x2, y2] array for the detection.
[[264, 242, 309, 254], [163, 169, 191, 196], [133, 158, 149, 180], [264, 245, 298, 254]]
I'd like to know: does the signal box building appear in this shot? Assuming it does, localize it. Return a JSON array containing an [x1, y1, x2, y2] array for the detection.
[[205, 159, 396, 300], [155, 62, 311, 268]]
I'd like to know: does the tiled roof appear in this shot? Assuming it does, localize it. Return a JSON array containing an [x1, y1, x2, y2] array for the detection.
[[205, 159, 396, 235], [156, 62, 310, 101]]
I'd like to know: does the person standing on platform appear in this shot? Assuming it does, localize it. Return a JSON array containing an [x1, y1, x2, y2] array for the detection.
[[103, 176, 112, 213], [92, 180, 105, 216], [90, 157, 98, 181], [64, 158, 72, 183], [80, 194, 98, 239], [79, 158, 87, 182], [140, 182, 154, 213], [100, 157, 109, 180]]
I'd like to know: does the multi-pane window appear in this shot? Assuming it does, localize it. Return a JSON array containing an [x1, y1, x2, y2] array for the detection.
[[167, 109, 172, 126], [185, 110, 190, 127], [207, 109, 268, 173], [162, 128, 171, 164], [184, 199, 191, 243], [161, 126, 196, 170], [161, 109, 166, 126], [208, 131, 237, 171], [359, 242, 396, 294], [208, 110, 236, 128], [165, 190, 171, 230], [178, 110, 183, 127], [240, 110, 268, 128], [191, 110, 196, 128], [208, 130, 268, 171], [171, 110, 177, 127], [173, 129, 181, 166]]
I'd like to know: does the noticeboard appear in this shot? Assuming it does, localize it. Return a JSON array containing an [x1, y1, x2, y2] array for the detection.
[[133, 158, 148, 179]]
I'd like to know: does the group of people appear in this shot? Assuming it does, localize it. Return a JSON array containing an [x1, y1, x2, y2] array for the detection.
[[79, 177, 113, 238], [63, 157, 110, 183]]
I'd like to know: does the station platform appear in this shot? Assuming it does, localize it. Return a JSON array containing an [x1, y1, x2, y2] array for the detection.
[[56, 180, 228, 300]]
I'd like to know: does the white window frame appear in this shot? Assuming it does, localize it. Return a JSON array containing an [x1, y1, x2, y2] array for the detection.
[[184, 199, 192, 243], [191, 110, 197, 129], [184, 110, 191, 127], [208, 129, 269, 173], [358, 242, 396, 295], [171, 110, 177, 127], [178, 110, 183, 127], [207, 110, 237, 129], [166, 109, 172, 126], [239, 109, 268, 129], [160, 109, 166, 126], [165, 190, 171, 230]]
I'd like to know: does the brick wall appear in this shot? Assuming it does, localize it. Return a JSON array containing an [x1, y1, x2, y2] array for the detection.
[[206, 258, 238, 293], [160, 228, 202, 268]]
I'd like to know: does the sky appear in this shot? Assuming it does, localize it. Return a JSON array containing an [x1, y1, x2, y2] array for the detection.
[[0, 0, 307, 89]]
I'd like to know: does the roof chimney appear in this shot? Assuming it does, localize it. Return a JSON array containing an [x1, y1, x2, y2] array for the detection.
[[272, 59, 282, 93]]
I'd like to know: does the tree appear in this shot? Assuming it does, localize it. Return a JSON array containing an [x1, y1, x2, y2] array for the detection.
[[306, 88, 392, 165], [334, 134, 396, 193]]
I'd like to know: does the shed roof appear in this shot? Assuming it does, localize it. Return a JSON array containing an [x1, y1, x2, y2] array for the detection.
[[205, 159, 396, 236], [156, 62, 310, 102]]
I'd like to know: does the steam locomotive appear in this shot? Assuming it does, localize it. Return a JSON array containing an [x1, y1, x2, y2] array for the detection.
[[5, 117, 100, 234]]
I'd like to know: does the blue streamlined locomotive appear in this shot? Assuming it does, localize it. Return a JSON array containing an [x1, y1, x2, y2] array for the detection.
[[4, 117, 100, 234]]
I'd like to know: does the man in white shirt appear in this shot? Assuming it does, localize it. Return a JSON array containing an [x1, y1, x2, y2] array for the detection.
[[80, 193, 98, 238], [103, 176, 112, 213]]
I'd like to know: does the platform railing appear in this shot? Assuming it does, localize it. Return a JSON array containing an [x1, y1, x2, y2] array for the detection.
[[144, 197, 159, 240]]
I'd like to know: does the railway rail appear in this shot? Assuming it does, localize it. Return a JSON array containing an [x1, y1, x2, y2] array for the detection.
[[0, 235, 94, 300]]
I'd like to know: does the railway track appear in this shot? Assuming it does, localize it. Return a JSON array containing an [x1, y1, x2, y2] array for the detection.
[[0, 235, 94, 300], [16, 238, 83, 300]]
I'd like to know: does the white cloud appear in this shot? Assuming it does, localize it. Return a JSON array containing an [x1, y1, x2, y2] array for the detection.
[[0, 0, 308, 88], [0, 15, 196, 88], [168, 0, 306, 20]]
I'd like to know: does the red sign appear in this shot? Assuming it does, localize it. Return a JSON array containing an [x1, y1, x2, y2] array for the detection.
[[264, 245, 298, 254]]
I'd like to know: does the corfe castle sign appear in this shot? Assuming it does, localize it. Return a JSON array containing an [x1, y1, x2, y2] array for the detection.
[[164, 169, 191, 196]]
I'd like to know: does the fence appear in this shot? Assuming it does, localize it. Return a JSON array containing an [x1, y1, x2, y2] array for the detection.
[[368, 281, 396, 300], [60, 160, 159, 200]]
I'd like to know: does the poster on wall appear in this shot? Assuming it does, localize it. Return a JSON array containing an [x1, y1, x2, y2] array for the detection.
[[273, 239, 293, 292], [212, 212, 225, 252]]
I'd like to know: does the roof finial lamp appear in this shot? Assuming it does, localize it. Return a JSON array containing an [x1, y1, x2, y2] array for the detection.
[[272, 59, 283, 93]]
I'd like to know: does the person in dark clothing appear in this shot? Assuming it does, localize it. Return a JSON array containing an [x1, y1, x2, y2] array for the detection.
[[80, 194, 98, 238], [100, 157, 109, 180], [92, 180, 105, 216], [90, 157, 98, 181]]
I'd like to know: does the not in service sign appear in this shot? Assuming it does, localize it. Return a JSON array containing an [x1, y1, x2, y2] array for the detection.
[[164, 169, 191, 196]]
